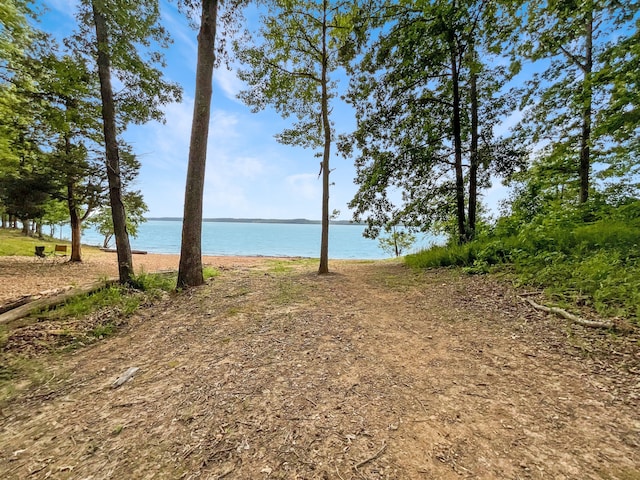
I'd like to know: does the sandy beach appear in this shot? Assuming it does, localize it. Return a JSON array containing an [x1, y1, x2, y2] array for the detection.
[[0, 251, 291, 305]]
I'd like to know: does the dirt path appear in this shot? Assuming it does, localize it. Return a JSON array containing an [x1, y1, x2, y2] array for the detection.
[[1, 260, 639, 479]]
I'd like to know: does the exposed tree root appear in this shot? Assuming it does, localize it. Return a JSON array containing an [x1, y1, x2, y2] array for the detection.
[[520, 296, 613, 329]]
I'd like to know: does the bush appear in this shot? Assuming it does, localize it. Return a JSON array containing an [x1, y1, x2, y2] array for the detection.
[[406, 208, 640, 323]]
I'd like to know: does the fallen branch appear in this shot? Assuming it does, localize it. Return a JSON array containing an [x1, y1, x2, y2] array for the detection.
[[520, 297, 612, 329], [353, 442, 387, 471], [112, 367, 140, 388], [0, 280, 117, 326], [215, 465, 235, 479], [0, 295, 38, 315]]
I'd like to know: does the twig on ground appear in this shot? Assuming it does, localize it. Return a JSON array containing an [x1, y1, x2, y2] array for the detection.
[[519, 297, 612, 329], [112, 367, 140, 388], [215, 466, 235, 479], [413, 395, 429, 416], [353, 442, 387, 470]]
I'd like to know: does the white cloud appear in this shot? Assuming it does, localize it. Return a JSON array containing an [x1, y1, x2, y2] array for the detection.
[[230, 156, 265, 178], [208, 109, 240, 140], [128, 96, 329, 219], [135, 101, 193, 171], [214, 66, 244, 101], [285, 173, 321, 201]]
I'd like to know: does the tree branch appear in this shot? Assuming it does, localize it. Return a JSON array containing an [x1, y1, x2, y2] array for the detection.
[[264, 59, 321, 83], [520, 297, 613, 329], [557, 43, 587, 72]]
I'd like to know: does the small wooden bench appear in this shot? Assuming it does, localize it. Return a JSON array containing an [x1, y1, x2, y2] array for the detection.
[[53, 245, 68, 257]]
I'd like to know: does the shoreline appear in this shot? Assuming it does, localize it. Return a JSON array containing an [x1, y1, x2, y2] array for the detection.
[[96, 249, 316, 260]]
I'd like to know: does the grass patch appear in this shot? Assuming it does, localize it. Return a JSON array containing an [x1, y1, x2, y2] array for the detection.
[[203, 266, 220, 279], [0, 355, 49, 406], [266, 258, 317, 274], [0, 228, 70, 256], [406, 215, 640, 323], [0, 228, 104, 257], [36, 285, 141, 321], [0, 271, 178, 404]]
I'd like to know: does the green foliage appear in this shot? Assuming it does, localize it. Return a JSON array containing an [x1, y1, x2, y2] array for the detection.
[[0, 170, 54, 222], [407, 201, 640, 322], [130, 271, 177, 294], [512, 0, 637, 203], [236, 0, 362, 273], [343, 0, 523, 241], [86, 190, 148, 248], [377, 226, 416, 257], [203, 266, 220, 280], [0, 0, 33, 76], [72, 0, 182, 125], [236, 0, 356, 144], [39, 285, 140, 321]]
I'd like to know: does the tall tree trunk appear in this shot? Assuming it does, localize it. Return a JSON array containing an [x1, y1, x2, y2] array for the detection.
[[450, 33, 466, 244], [579, 8, 593, 204], [318, 0, 331, 275], [65, 134, 82, 262], [177, 0, 218, 288], [21, 219, 30, 235], [467, 43, 479, 241], [67, 183, 82, 262], [92, 1, 134, 283]]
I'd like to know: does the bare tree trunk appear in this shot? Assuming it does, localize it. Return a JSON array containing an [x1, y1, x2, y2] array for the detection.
[[92, 1, 134, 283], [67, 184, 82, 262], [64, 134, 82, 262], [318, 0, 331, 275], [21, 219, 30, 235], [467, 43, 479, 241], [177, 0, 218, 288], [450, 33, 466, 244], [579, 8, 593, 204]]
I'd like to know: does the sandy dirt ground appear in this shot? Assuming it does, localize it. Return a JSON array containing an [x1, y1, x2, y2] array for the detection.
[[0, 255, 639, 479], [0, 251, 269, 305]]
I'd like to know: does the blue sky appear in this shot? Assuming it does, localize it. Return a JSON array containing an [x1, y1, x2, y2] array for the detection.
[[38, 0, 511, 221]]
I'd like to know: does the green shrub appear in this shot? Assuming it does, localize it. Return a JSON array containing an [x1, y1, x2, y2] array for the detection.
[[406, 211, 640, 323]]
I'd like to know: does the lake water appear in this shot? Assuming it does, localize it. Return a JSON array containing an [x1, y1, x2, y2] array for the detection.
[[57, 220, 440, 260]]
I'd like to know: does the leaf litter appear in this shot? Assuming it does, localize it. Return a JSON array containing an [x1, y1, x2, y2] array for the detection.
[[0, 259, 639, 479]]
